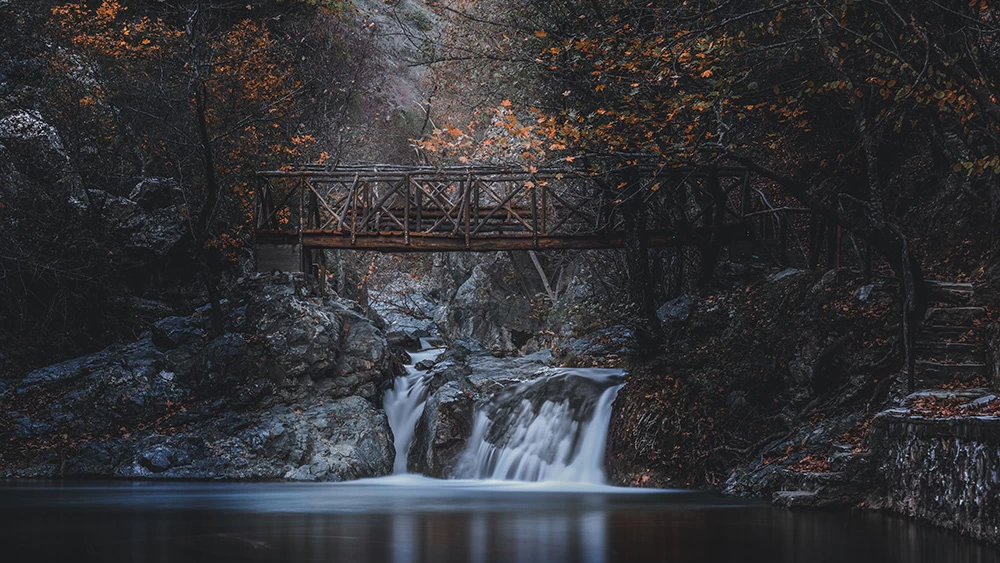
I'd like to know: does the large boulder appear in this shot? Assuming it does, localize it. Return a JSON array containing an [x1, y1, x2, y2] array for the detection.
[[58, 396, 394, 481], [245, 279, 344, 383], [331, 303, 396, 399], [0, 110, 77, 197], [120, 396, 392, 481], [120, 177, 188, 256], [407, 381, 473, 477]]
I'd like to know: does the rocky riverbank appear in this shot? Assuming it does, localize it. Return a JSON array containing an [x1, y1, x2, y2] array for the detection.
[[605, 265, 1000, 544], [0, 274, 399, 480]]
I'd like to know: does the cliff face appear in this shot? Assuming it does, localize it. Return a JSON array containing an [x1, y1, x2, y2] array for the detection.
[[0, 275, 400, 481]]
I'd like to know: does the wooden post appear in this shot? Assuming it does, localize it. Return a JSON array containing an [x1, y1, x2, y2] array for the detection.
[[309, 183, 322, 278], [541, 183, 548, 234], [319, 255, 328, 296], [415, 179, 423, 233], [472, 178, 479, 231], [404, 175, 411, 246], [298, 180, 306, 272], [739, 172, 751, 218], [531, 180, 539, 249], [464, 176, 472, 248], [807, 213, 821, 269], [351, 181, 359, 245]]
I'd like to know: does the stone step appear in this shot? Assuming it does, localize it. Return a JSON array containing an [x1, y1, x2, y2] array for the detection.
[[903, 388, 992, 406], [925, 281, 975, 305], [915, 341, 986, 363], [772, 489, 863, 508], [924, 307, 987, 326], [918, 325, 978, 341], [914, 360, 988, 382]]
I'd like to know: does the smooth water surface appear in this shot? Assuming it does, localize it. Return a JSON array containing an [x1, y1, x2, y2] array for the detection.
[[1, 478, 998, 563]]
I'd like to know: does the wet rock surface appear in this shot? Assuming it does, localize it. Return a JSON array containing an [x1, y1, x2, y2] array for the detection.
[[407, 382, 473, 477], [402, 343, 618, 479], [0, 274, 397, 481]]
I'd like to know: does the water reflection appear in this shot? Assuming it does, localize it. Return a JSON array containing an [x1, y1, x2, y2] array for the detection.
[[0, 481, 997, 563]]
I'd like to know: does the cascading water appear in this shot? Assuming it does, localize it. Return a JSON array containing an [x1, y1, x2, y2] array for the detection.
[[383, 339, 443, 474], [457, 368, 624, 484], [386, 339, 624, 484]]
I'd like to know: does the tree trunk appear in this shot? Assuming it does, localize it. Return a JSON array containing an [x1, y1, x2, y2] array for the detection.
[[193, 84, 224, 336], [698, 167, 726, 287], [621, 171, 661, 356]]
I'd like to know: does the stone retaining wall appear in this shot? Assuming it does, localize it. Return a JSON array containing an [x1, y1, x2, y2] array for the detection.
[[870, 412, 1000, 543]]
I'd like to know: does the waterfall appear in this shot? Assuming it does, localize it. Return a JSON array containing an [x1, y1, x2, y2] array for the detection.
[[383, 339, 442, 474], [457, 368, 624, 484]]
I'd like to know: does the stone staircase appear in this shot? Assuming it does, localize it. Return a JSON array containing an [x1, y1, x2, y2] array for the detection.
[[773, 279, 991, 509], [913, 281, 988, 387]]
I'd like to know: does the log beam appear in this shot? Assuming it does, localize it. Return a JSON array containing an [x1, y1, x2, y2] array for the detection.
[[256, 226, 746, 252]]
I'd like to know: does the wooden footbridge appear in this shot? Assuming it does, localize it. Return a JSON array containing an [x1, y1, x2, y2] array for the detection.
[[255, 163, 853, 267]]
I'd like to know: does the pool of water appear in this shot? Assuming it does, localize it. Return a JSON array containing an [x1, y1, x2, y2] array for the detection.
[[1, 477, 997, 563]]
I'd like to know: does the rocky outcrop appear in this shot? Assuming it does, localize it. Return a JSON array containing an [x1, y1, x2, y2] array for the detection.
[[0, 274, 398, 481], [554, 325, 630, 367], [58, 396, 393, 481], [439, 255, 546, 353], [0, 110, 77, 198]]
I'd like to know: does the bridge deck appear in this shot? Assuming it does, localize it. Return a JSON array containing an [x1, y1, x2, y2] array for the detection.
[[254, 227, 747, 252]]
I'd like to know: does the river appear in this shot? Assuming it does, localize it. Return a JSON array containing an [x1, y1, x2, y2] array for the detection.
[[0, 478, 998, 562]]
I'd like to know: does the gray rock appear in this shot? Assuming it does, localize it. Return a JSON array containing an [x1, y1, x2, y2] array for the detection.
[[442, 259, 544, 352], [152, 315, 206, 349], [245, 279, 343, 383], [557, 325, 630, 363], [408, 382, 473, 477], [130, 177, 183, 211], [386, 330, 420, 351], [330, 304, 395, 399], [123, 206, 187, 256], [19, 344, 129, 389], [0, 110, 77, 197], [2, 276, 397, 481], [414, 359, 436, 371], [657, 295, 696, 323]]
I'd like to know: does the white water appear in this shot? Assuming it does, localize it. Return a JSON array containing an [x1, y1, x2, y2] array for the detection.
[[457, 369, 623, 484], [385, 342, 624, 484], [382, 338, 443, 474]]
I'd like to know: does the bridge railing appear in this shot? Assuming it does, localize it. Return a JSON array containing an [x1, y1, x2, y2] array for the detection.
[[254, 164, 864, 272]]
